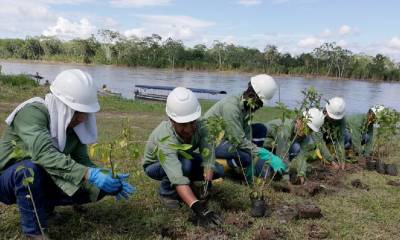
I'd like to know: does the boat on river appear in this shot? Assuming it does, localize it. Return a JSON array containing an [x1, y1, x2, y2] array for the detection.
[[134, 84, 227, 101]]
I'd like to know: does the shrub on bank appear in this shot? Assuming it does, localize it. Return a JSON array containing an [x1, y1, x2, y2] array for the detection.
[[0, 74, 38, 87]]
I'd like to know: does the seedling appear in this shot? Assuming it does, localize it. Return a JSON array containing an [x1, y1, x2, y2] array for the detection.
[[89, 119, 140, 178], [150, 135, 193, 165], [264, 87, 322, 183], [321, 119, 346, 167], [15, 165, 47, 239], [296, 87, 323, 113], [201, 116, 225, 198], [372, 108, 400, 161]]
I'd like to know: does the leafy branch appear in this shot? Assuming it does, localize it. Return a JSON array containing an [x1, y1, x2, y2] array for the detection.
[[89, 119, 140, 178], [151, 135, 193, 166]]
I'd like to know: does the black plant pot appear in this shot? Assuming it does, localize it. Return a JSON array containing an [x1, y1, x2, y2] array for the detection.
[[376, 160, 386, 174], [365, 159, 376, 171], [385, 164, 398, 176], [251, 199, 266, 218]]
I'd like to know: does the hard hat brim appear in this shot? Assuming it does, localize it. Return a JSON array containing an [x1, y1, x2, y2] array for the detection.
[[307, 123, 320, 132], [325, 102, 344, 120], [54, 93, 100, 113], [68, 101, 100, 113], [169, 110, 201, 123], [326, 111, 344, 120]]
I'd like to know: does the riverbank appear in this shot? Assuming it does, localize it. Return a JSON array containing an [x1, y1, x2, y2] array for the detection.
[[1, 80, 400, 239], [1, 58, 397, 84]]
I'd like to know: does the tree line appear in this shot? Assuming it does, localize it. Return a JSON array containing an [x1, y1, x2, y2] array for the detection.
[[0, 30, 399, 81]]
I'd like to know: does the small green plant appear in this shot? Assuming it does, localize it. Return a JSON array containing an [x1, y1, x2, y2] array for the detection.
[[89, 119, 140, 177], [276, 87, 321, 161], [201, 116, 226, 198], [321, 120, 346, 166], [261, 88, 321, 184], [15, 165, 47, 239], [372, 108, 400, 160], [150, 135, 193, 165], [296, 87, 323, 113]]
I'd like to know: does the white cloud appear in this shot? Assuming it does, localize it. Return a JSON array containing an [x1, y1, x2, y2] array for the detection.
[[103, 17, 120, 30], [272, 0, 289, 4], [388, 37, 400, 51], [42, 17, 96, 39], [221, 35, 237, 45], [124, 28, 146, 38], [316, 25, 360, 39], [0, 0, 96, 38], [319, 28, 332, 38], [337, 39, 347, 47], [110, 0, 171, 7], [38, 0, 92, 4], [237, 0, 262, 6], [297, 37, 323, 48], [0, 0, 56, 36], [124, 15, 215, 41], [338, 25, 352, 36]]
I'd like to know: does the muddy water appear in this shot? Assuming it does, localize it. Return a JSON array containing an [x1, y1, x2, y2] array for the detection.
[[1, 61, 399, 114]]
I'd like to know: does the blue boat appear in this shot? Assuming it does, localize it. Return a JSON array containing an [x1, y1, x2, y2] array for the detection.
[[134, 84, 227, 101]]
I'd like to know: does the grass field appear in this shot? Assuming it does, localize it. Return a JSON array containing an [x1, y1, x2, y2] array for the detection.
[[0, 80, 399, 240]]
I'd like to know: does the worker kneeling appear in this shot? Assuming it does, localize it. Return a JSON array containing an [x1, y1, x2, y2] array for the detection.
[[205, 74, 287, 182], [255, 108, 325, 184], [0, 69, 135, 239], [143, 87, 224, 228]]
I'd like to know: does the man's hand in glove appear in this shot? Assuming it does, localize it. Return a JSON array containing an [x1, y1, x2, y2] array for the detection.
[[258, 148, 287, 174], [87, 168, 121, 193], [114, 173, 136, 201]]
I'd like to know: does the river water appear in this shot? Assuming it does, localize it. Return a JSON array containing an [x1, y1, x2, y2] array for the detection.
[[1, 61, 399, 114]]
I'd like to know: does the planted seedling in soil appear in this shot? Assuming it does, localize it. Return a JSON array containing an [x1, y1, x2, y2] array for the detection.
[[15, 165, 47, 239], [371, 108, 400, 174], [273, 87, 323, 185], [322, 123, 346, 170], [221, 96, 268, 216], [89, 119, 140, 190], [201, 116, 225, 199]]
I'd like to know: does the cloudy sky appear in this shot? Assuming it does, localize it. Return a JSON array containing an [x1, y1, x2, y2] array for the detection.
[[1, 0, 400, 60]]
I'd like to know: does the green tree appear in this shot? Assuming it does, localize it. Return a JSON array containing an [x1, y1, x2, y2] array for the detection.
[[39, 36, 63, 56], [21, 37, 44, 60], [163, 38, 185, 69], [263, 44, 280, 73]]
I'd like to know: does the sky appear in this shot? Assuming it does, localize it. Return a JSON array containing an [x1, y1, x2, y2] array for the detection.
[[1, 0, 400, 60]]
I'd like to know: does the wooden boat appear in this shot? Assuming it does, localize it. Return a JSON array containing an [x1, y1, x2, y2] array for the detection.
[[134, 84, 227, 101]]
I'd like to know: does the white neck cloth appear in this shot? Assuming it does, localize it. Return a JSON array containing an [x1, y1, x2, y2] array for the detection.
[[5, 94, 97, 151]]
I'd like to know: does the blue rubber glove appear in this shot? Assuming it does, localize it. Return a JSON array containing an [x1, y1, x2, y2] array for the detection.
[[115, 173, 136, 201], [87, 168, 122, 193]]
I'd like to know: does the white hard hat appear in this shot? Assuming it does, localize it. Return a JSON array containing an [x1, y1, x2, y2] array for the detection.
[[325, 97, 346, 120], [250, 74, 278, 105], [166, 87, 201, 123], [50, 69, 100, 113], [303, 108, 325, 132], [370, 105, 385, 115]]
